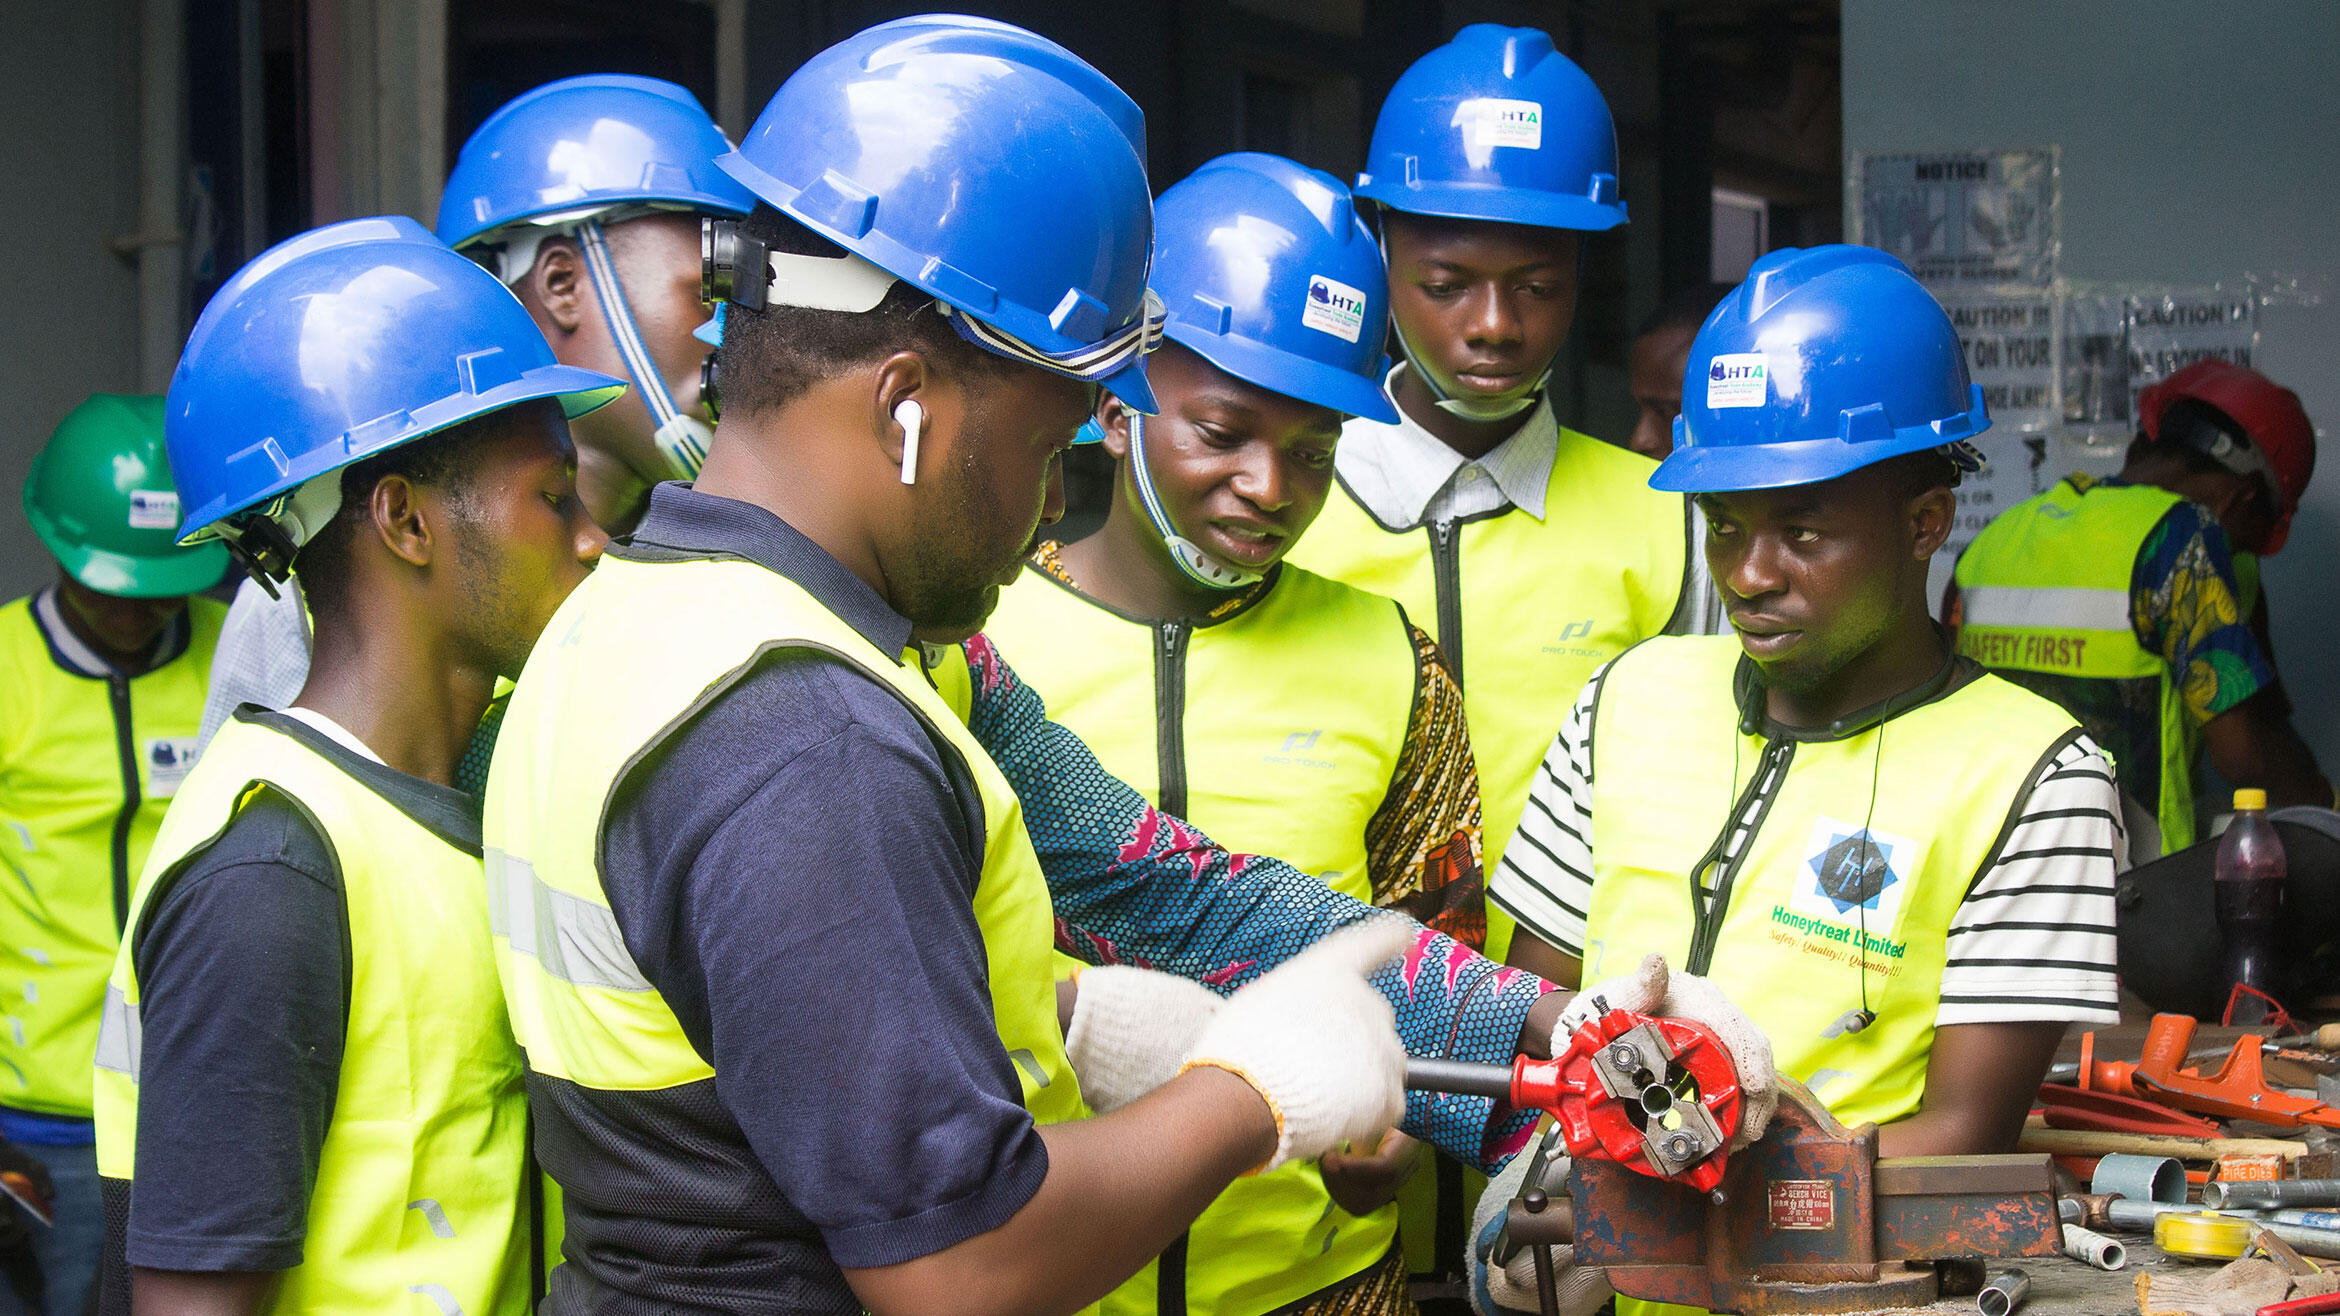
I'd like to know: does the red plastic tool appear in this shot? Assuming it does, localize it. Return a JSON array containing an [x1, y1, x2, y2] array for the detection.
[[2080, 1014, 2340, 1130], [2036, 1082, 2221, 1137], [1496, 1008, 1745, 1194], [2258, 1294, 2340, 1316]]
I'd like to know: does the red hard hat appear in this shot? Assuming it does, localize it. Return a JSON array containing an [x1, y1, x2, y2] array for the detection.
[[2139, 359, 2317, 555]]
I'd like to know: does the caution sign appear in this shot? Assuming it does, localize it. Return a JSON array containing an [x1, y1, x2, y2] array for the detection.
[[2127, 287, 2257, 391], [1858, 149, 2057, 286], [1942, 291, 2057, 434]]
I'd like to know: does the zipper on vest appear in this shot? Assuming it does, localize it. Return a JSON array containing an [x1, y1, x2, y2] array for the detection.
[[107, 673, 140, 932], [1429, 518, 1463, 687], [1685, 737, 1795, 975], [1153, 621, 1192, 817]]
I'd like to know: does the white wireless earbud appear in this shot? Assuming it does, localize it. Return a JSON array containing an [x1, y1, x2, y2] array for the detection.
[[894, 399, 924, 486]]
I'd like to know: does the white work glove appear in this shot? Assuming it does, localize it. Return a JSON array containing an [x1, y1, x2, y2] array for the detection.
[[1553, 953, 1778, 1149], [1469, 1132, 1612, 1316], [1180, 920, 1411, 1170], [1064, 965, 1222, 1113]]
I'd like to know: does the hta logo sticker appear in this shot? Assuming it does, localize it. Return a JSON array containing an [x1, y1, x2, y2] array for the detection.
[[1705, 353, 1769, 409], [144, 736, 199, 799], [1463, 97, 1545, 151], [1303, 275, 1367, 343]]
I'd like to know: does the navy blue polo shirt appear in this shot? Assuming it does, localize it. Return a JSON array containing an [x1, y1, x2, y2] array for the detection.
[[534, 483, 1047, 1311]]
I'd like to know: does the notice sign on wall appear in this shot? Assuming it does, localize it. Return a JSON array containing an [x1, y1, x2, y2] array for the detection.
[[1857, 149, 2058, 285]]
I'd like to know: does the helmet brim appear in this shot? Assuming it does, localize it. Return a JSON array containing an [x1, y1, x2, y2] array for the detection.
[[36, 526, 229, 599], [1356, 180, 1626, 233], [1167, 324, 1399, 425], [176, 363, 628, 542], [1650, 423, 1993, 495]]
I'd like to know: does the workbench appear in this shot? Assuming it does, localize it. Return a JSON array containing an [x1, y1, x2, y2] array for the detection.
[[1777, 1234, 2242, 1314]]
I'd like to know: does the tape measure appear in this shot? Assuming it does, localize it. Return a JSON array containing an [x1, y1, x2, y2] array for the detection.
[[2155, 1211, 2255, 1260]]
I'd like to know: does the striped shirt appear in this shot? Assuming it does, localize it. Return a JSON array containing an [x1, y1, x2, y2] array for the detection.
[[1490, 662, 2124, 1026]]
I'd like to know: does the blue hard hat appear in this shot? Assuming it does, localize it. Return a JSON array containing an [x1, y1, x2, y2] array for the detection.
[[715, 14, 1163, 413], [1653, 245, 1990, 494], [436, 73, 756, 249], [1356, 25, 1626, 232], [1152, 153, 1398, 424], [166, 215, 626, 541]]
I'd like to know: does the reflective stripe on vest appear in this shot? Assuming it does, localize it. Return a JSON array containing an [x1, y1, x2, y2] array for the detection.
[[93, 716, 529, 1316], [1954, 479, 2194, 851], [1581, 637, 2079, 1131], [1289, 422, 1687, 962], [0, 594, 219, 1117], [981, 563, 1416, 1315], [485, 550, 1086, 1127]]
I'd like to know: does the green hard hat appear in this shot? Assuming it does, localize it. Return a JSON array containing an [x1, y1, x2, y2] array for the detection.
[[23, 393, 228, 598]]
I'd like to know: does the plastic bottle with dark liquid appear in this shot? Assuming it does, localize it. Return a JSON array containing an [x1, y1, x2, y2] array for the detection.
[[2216, 787, 2287, 1023]]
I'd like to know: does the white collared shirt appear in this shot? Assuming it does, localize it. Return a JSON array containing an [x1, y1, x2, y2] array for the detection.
[[1331, 367, 1726, 635], [1334, 366, 1560, 530]]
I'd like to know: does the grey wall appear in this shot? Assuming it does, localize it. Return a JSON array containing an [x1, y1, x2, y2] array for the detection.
[[1844, 0, 2340, 768], [0, 0, 146, 604]]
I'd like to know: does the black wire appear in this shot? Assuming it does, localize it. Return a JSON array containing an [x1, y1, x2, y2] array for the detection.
[[1852, 715, 1886, 1028]]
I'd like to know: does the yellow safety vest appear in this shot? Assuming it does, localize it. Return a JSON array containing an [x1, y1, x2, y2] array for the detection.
[[979, 562, 1419, 1315], [93, 711, 531, 1315], [1581, 637, 2080, 1130], [484, 553, 1087, 1293], [0, 592, 220, 1117], [1954, 478, 2197, 852], [1289, 423, 1688, 962]]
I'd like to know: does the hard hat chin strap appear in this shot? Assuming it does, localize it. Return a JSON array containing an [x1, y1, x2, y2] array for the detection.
[[576, 219, 715, 480], [207, 472, 345, 595], [1388, 316, 1547, 423], [1126, 413, 1261, 591]]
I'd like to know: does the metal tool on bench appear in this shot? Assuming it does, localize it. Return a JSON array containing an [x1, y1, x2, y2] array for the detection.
[[1407, 1007, 2061, 1316]]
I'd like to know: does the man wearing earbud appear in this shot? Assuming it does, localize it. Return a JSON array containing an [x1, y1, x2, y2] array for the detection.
[[1476, 248, 2122, 1314]]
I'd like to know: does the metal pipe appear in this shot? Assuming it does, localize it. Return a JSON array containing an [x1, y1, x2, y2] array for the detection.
[[2092, 1153, 2186, 1204], [2206, 1180, 2340, 1210], [2260, 1222, 2340, 1261], [1977, 1268, 2031, 1316], [2060, 1223, 2127, 1271], [1405, 1057, 1514, 1101], [2105, 1199, 2257, 1230]]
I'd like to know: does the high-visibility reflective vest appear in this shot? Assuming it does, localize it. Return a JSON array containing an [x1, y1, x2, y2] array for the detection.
[[979, 562, 1419, 1315], [1581, 636, 2080, 1130], [483, 552, 1087, 1296], [93, 710, 530, 1315], [1954, 478, 2197, 852], [1290, 421, 1687, 961], [0, 591, 219, 1117]]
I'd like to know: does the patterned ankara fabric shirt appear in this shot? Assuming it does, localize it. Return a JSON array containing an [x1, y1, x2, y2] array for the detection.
[[1981, 474, 2275, 821], [957, 632, 1549, 1169], [1031, 542, 1489, 947]]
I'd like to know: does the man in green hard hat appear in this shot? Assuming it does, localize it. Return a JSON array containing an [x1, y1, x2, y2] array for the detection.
[[0, 394, 226, 1315]]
